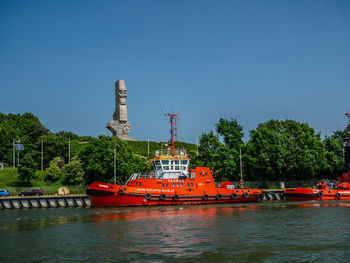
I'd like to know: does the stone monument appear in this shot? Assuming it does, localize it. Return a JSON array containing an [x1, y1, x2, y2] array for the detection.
[[106, 80, 136, 141]]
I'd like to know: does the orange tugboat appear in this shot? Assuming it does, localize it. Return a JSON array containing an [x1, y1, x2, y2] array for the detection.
[[87, 113, 262, 207], [284, 112, 350, 201]]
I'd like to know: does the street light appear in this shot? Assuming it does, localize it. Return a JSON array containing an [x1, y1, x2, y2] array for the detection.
[[14, 140, 24, 165]]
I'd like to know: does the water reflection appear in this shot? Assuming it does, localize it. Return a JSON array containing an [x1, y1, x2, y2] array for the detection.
[[88, 204, 266, 258]]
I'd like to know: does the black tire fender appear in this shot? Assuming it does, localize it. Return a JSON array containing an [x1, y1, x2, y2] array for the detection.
[[231, 193, 238, 199], [203, 194, 209, 200], [173, 195, 179, 201], [336, 193, 341, 199], [216, 194, 222, 200], [318, 191, 323, 198], [160, 194, 166, 201], [117, 189, 124, 195], [243, 192, 249, 199], [144, 193, 151, 200]]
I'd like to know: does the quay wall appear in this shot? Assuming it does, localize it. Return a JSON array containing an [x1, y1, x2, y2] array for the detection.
[[0, 191, 284, 209], [0, 195, 91, 209]]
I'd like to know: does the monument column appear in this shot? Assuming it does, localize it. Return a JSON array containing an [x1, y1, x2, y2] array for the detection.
[[106, 80, 136, 141]]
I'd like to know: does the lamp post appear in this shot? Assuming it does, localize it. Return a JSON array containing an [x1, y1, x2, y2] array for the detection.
[[13, 139, 15, 168], [14, 140, 24, 165]]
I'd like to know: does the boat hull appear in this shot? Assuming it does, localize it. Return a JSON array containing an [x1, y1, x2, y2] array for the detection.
[[284, 188, 350, 201], [89, 193, 261, 207], [87, 182, 262, 207]]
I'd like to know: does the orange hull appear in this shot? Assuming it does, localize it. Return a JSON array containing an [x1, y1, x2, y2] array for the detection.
[[284, 188, 350, 201], [87, 167, 262, 207]]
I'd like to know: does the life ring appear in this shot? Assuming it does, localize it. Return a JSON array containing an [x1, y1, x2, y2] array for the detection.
[[243, 192, 249, 199], [336, 193, 341, 199], [216, 194, 223, 200], [160, 194, 167, 201], [203, 194, 209, 200], [173, 195, 179, 201], [117, 189, 124, 195], [231, 193, 238, 199], [144, 193, 151, 200], [318, 191, 323, 198]]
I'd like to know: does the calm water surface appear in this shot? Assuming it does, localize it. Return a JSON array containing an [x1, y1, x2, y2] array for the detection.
[[1, 201, 350, 262]]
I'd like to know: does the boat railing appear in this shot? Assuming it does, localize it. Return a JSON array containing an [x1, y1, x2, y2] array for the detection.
[[154, 149, 187, 156], [129, 173, 157, 180]]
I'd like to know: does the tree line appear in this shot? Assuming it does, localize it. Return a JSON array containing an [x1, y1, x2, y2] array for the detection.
[[192, 118, 347, 182], [0, 112, 348, 186]]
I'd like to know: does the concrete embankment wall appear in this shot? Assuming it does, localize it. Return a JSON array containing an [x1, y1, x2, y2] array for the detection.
[[0, 191, 284, 209], [0, 195, 91, 209], [261, 190, 285, 201]]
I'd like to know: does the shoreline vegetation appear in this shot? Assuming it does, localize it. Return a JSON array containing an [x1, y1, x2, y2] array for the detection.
[[0, 112, 348, 193]]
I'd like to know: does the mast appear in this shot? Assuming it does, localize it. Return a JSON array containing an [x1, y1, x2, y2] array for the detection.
[[344, 112, 350, 173], [164, 113, 178, 155]]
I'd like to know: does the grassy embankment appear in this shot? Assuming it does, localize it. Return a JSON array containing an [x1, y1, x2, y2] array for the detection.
[[0, 140, 198, 195]]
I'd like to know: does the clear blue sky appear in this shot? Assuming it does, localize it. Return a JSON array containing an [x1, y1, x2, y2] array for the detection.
[[1, 0, 349, 143]]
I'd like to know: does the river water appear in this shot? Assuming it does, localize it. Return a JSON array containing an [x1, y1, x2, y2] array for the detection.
[[1, 201, 350, 263]]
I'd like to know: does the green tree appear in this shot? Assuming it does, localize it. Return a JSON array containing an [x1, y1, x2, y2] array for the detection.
[[63, 156, 85, 185], [216, 118, 243, 149], [17, 154, 37, 185], [45, 157, 65, 182], [0, 113, 49, 168], [79, 135, 135, 184], [246, 119, 327, 181], [195, 130, 240, 182]]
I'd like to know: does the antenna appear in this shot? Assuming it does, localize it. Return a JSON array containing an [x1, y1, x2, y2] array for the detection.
[[164, 112, 178, 155]]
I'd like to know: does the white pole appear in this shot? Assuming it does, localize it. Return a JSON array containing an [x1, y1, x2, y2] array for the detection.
[[68, 138, 71, 163], [13, 139, 15, 168], [196, 138, 199, 156], [17, 140, 20, 165], [240, 147, 243, 181]]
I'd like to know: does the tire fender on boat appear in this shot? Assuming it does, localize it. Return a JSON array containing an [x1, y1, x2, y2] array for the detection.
[[216, 194, 223, 200], [203, 194, 209, 200], [117, 189, 124, 195], [318, 191, 323, 198], [160, 194, 167, 201], [231, 193, 238, 199], [144, 193, 151, 200], [336, 193, 341, 199], [243, 192, 249, 199], [173, 195, 179, 201]]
